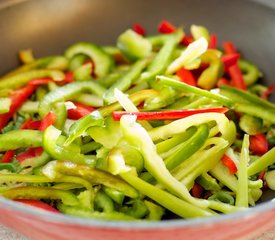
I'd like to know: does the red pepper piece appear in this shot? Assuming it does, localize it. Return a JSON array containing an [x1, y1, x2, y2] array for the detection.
[[15, 199, 59, 213], [158, 20, 177, 33], [208, 34, 218, 49], [67, 102, 95, 120], [249, 134, 269, 155], [191, 182, 204, 198], [221, 53, 240, 70], [221, 154, 238, 175], [176, 68, 196, 86], [217, 78, 230, 87], [16, 147, 43, 162], [1, 150, 15, 163], [39, 111, 57, 131], [228, 64, 246, 90], [258, 170, 266, 181], [261, 83, 275, 100], [112, 107, 228, 121], [20, 118, 41, 130], [181, 35, 194, 46], [0, 85, 36, 130], [223, 41, 237, 54], [29, 78, 52, 86], [132, 23, 146, 36]]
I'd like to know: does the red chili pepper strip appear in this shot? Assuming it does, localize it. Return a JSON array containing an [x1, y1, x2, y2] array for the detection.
[[0, 85, 36, 130], [208, 34, 217, 49], [16, 147, 44, 162], [20, 118, 41, 130], [221, 53, 240, 70], [67, 102, 95, 120], [132, 23, 146, 36], [1, 150, 15, 163], [191, 182, 204, 198], [63, 72, 74, 83], [181, 35, 194, 46], [228, 64, 246, 90], [176, 68, 196, 86], [249, 134, 269, 155], [258, 170, 266, 181], [15, 199, 59, 213], [158, 20, 176, 33], [112, 107, 228, 121], [29, 78, 52, 86], [261, 84, 275, 100], [221, 154, 238, 175], [223, 41, 237, 54], [217, 78, 230, 87], [39, 111, 57, 131]]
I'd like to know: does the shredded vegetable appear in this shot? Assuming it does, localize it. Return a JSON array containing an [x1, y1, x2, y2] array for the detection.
[[0, 20, 274, 220]]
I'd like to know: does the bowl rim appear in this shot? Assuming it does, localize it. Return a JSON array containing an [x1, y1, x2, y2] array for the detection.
[[0, 0, 275, 231], [1, 196, 275, 229]]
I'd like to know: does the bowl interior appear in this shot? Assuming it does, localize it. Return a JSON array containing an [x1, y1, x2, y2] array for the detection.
[[0, 0, 275, 230]]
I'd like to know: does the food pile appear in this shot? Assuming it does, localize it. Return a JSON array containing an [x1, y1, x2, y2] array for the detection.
[[0, 20, 274, 220]]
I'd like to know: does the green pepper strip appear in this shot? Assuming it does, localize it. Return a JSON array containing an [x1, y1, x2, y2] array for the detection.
[[51, 102, 67, 130], [96, 72, 123, 88], [20, 151, 51, 168], [220, 85, 275, 110], [119, 199, 148, 218], [0, 130, 42, 151], [120, 115, 209, 208], [0, 174, 92, 191], [2, 186, 79, 206], [238, 59, 261, 86], [0, 163, 17, 172], [208, 191, 235, 205], [172, 137, 228, 188], [0, 98, 11, 114], [103, 59, 148, 104], [139, 30, 184, 83], [57, 203, 136, 220], [164, 124, 209, 171], [1, 56, 68, 78], [94, 190, 114, 213], [144, 200, 164, 220], [103, 186, 125, 205], [42, 160, 139, 199], [220, 85, 275, 123], [98, 89, 158, 117], [196, 172, 221, 191], [64, 111, 104, 146], [0, 69, 65, 90], [157, 75, 234, 107], [248, 147, 275, 176], [149, 112, 230, 142], [43, 125, 96, 166], [143, 87, 178, 111], [120, 171, 214, 218], [197, 59, 223, 90], [68, 54, 87, 71], [156, 126, 196, 155], [235, 104, 275, 124], [236, 134, 249, 208], [80, 142, 102, 154], [65, 42, 114, 78], [38, 81, 106, 117]]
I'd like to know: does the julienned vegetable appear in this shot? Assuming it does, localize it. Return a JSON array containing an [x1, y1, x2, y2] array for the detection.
[[0, 20, 275, 221]]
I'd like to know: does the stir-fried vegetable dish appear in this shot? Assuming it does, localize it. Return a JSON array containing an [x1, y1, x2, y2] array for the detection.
[[0, 20, 275, 220]]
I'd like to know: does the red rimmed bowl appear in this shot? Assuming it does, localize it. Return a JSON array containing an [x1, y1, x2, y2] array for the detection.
[[0, 0, 275, 239]]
